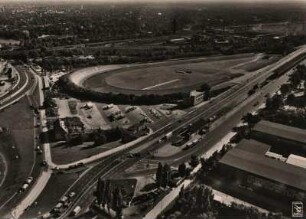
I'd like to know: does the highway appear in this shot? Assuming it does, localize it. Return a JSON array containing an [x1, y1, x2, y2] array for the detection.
[[0, 64, 40, 219], [0, 65, 35, 111], [6, 46, 304, 219], [51, 47, 306, 218]]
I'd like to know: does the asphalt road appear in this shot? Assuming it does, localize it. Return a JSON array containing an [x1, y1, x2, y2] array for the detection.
[[0, 65, 35, 110], [17, 46, 306, 218], [0, 65, 40, 219], [56, 48, 306, 217]]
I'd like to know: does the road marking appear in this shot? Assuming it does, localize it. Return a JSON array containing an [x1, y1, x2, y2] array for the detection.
[[0, 192, 17, 210], [0, 152, 7, 188], [142, 79, 180, 90]]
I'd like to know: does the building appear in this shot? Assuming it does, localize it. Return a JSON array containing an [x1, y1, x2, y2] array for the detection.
[[185, 90, 204, 106], [121, 123, 149, 143], [43, 76, 50, 90], [53, 117, 85, 142], [218, 139, 306, 202], [251, 120, 306, 157]]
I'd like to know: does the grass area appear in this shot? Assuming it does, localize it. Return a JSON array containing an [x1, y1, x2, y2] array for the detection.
[[50, 140, 121, 165], [103, 58, 247, 90], [108, 178, 137, 201], [125, 159, 159, 174], [0, 97, 34, 207], [84, 54, 256, 93], [68, 100, 77, 115], [21, 171, 81, 219], [0, 132, 20, 205], [234, 55, 281, 72]]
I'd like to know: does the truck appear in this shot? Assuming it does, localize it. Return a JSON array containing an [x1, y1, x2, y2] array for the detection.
[[71, 206, 81, 216], [165, 132, 173, 139], [192, 138, 200, 145], [159, 131, 173, 142]]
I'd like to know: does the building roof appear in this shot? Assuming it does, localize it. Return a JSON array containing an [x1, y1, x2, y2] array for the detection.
[[190, 90, 203, 97], [253, 120, 306, 144], [286, 154, 306, 169], [235, 139, 271, 155], [220, 139, 306, 191]]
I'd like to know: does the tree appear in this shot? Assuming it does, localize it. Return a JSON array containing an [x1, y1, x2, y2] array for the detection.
[[280, 84, 290, 96], [112, 187, 123, 217], [287, 93, 296, 106], [199, 83, 211, 100], [179, 185, 185, 198], [156, 162, 163, 187], [190, 155, 199, 168], [96, 178, 105, 205], [178, 163, 187, 177], [162, 163, 171, 187], [6, 68, 12, 79]]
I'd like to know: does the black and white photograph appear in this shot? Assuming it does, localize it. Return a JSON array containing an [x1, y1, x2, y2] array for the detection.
[[0, 0, 305, 218]]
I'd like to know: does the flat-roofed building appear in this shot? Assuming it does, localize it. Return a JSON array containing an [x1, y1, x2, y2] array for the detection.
[[286, 154, 306, 169], [188, 90, 204, 106], [251, 120, 306, 157], [218, 139, 306, 201]]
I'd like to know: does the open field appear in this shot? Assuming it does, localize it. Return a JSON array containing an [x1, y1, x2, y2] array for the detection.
[[252, 22, 306, 35], [85, 56, 251, 92], [21, 172, 81, 219], [0, 97, 35, 209], [81, 53, 280, 96], [51, 140, 121, 165], [0, 38, 20, 45]]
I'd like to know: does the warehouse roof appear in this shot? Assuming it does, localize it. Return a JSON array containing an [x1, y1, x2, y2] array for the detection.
[[235, 139, 271, 155], [220, 139, 306, 191], [286, 154, 306, 169], [253, 120, 306, 144]]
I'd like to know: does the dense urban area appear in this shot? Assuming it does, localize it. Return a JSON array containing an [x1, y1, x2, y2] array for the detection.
[[0, 0, 306, 219]]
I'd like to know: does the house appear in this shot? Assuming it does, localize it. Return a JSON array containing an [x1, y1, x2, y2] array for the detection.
[[53, 117, 85, 142]]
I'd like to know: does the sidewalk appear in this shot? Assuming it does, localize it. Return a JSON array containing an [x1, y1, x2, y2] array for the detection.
[[9, 170, 52, 219], [143, 132, 233, 219]]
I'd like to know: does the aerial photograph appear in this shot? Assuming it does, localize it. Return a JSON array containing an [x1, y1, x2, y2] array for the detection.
[[0, 0, 306, 218]]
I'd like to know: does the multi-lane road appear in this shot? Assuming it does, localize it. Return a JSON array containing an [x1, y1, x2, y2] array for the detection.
[[50, 47, 306, 218], [0, 65, 36, 110], [0, 64, 41, 219], [4, 46, 306, 219]]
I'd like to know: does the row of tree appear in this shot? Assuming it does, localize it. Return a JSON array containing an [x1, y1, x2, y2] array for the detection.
[[95, 179, 124, 217], [58, 75, 189, 105], [156, 163, 171, 188]]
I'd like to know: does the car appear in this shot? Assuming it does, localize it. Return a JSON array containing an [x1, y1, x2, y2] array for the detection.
[[41, 212, 51, 219], [253, 101, 259, 107], [26, 177, 33, 184], [19, 183, 29, 193], [69, 192, 76, 198], [60, 196, 69, 203], [76, 162, 84, 167]]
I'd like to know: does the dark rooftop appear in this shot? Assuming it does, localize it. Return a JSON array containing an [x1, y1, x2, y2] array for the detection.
[[253, 120, 306, 144], [220, 139, 306, 191]]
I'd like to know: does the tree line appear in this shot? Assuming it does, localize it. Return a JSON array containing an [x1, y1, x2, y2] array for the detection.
[[58, 75, 189, 105]]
